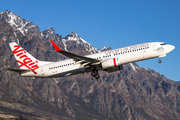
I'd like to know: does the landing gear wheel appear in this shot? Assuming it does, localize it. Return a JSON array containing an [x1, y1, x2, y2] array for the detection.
[[91, 69, 100, 79], [91, 72, 95, 76], [158, 59, 162, 63], [95, 74, 100, 79]]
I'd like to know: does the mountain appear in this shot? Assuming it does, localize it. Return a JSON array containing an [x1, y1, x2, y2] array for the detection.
[[62, 32, 99, 54], [99, 46, 112, 52], [0, 10, 180, 120]]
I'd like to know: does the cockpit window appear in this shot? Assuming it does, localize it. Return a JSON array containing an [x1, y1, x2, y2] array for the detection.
[[161, 43, 167, 45]]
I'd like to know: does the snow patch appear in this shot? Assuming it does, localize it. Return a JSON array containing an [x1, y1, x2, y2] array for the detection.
[[99, 46, 111, 52], [7, 12, 17, 27], [89, 86, 94, 93], [62, 39, 67, 51], [130, 63, 136, 71], [70, 82, 76, 90], [144, 68, 151, 71], [2, 36, 6, 41], [135, 66, 139, 69], [40, 32, 44, 38], [17, 39, 19, 44], [101, 46, 109, 49], [63, 32, 100, 54], [53, 78, 58, 83], [40, 28, 55, 40], [2, 11, 36, 35]]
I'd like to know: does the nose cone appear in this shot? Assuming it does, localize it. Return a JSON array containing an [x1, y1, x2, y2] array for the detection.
[[169, 45, 175, 52], [166, 45, 175, 53]]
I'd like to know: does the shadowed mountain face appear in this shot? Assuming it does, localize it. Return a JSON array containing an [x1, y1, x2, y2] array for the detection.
[[0, 10, 180, 120]]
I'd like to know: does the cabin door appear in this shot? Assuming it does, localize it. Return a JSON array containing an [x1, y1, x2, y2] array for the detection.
[[41, 67, 45, 75]]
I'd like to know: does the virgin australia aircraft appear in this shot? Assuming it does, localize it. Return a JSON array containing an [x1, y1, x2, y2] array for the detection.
[[7, 40, 175, 79]]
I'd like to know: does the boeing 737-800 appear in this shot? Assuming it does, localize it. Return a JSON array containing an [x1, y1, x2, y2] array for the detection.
[[7, 40, 175, 79]]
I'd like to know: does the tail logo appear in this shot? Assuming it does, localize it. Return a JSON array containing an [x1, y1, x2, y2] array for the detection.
[[13, 45, 39, 74]]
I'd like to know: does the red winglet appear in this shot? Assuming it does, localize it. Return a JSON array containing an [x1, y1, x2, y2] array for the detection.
[[50, 40, 64, 52]]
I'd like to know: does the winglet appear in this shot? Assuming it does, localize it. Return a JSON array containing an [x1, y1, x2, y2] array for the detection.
[[50, 40, 64, 52]]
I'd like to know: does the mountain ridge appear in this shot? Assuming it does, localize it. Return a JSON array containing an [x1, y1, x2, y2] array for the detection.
[[0, 10, 180, 120]]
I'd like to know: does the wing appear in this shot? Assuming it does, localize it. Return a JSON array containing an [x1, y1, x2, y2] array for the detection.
[[50, 40, 101, 67]]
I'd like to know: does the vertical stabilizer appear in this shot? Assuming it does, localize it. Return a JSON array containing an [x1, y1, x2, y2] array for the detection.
[[9, 42, 51, 74]]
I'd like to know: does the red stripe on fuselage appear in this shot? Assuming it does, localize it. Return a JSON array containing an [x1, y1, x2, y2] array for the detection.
[[113, 58, 117, 66]]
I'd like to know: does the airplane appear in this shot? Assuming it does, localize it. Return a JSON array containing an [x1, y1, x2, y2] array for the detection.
[[7, 40, 175, 79]]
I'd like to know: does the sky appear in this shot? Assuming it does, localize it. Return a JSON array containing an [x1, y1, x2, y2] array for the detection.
[[1, 0, 180, 81]]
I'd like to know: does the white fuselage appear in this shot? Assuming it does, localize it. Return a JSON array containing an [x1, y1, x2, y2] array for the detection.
[[20, 42, 175, 78]]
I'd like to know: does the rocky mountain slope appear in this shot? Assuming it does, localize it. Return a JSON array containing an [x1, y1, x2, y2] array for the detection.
[[0, 10, 180, 120]]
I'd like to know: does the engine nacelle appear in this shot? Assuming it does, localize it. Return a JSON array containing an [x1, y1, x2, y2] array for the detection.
[[102, 58, 120, 69], [101, 58, 123, 73], [106, 65, 123, 73]]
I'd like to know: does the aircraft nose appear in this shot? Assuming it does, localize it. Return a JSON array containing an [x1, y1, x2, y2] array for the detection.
[[168, 45, 175, 52], [170, 45, 175, 51]]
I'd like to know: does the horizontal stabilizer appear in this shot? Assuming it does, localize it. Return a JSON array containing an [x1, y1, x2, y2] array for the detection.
[[7, 68, 31, 74]]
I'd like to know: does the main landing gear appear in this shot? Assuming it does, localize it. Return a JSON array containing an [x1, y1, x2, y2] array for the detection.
[[91, 69, 99, 79]]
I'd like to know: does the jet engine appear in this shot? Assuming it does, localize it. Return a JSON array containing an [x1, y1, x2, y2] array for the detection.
[[102, 58, 120, 69], [101, 58, 123, 72]]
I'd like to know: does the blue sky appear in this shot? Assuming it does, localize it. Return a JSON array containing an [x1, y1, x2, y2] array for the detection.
[[1, 0, 180, 81]]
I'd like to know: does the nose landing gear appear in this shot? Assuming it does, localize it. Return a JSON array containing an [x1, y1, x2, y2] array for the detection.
[[91, 69, 99, 79], [158, 59, 162, 63], [158, 54, 166, 63]]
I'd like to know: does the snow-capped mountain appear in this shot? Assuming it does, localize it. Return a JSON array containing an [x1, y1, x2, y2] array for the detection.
[[1, 10, 180, 120], [40, 29, 99, 54], [62, 32, 100, 53], [0, 10, 39, 35], [0, 10, 100, 54], [41, 27, 56, 40], [99, 46, 112, 52]]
